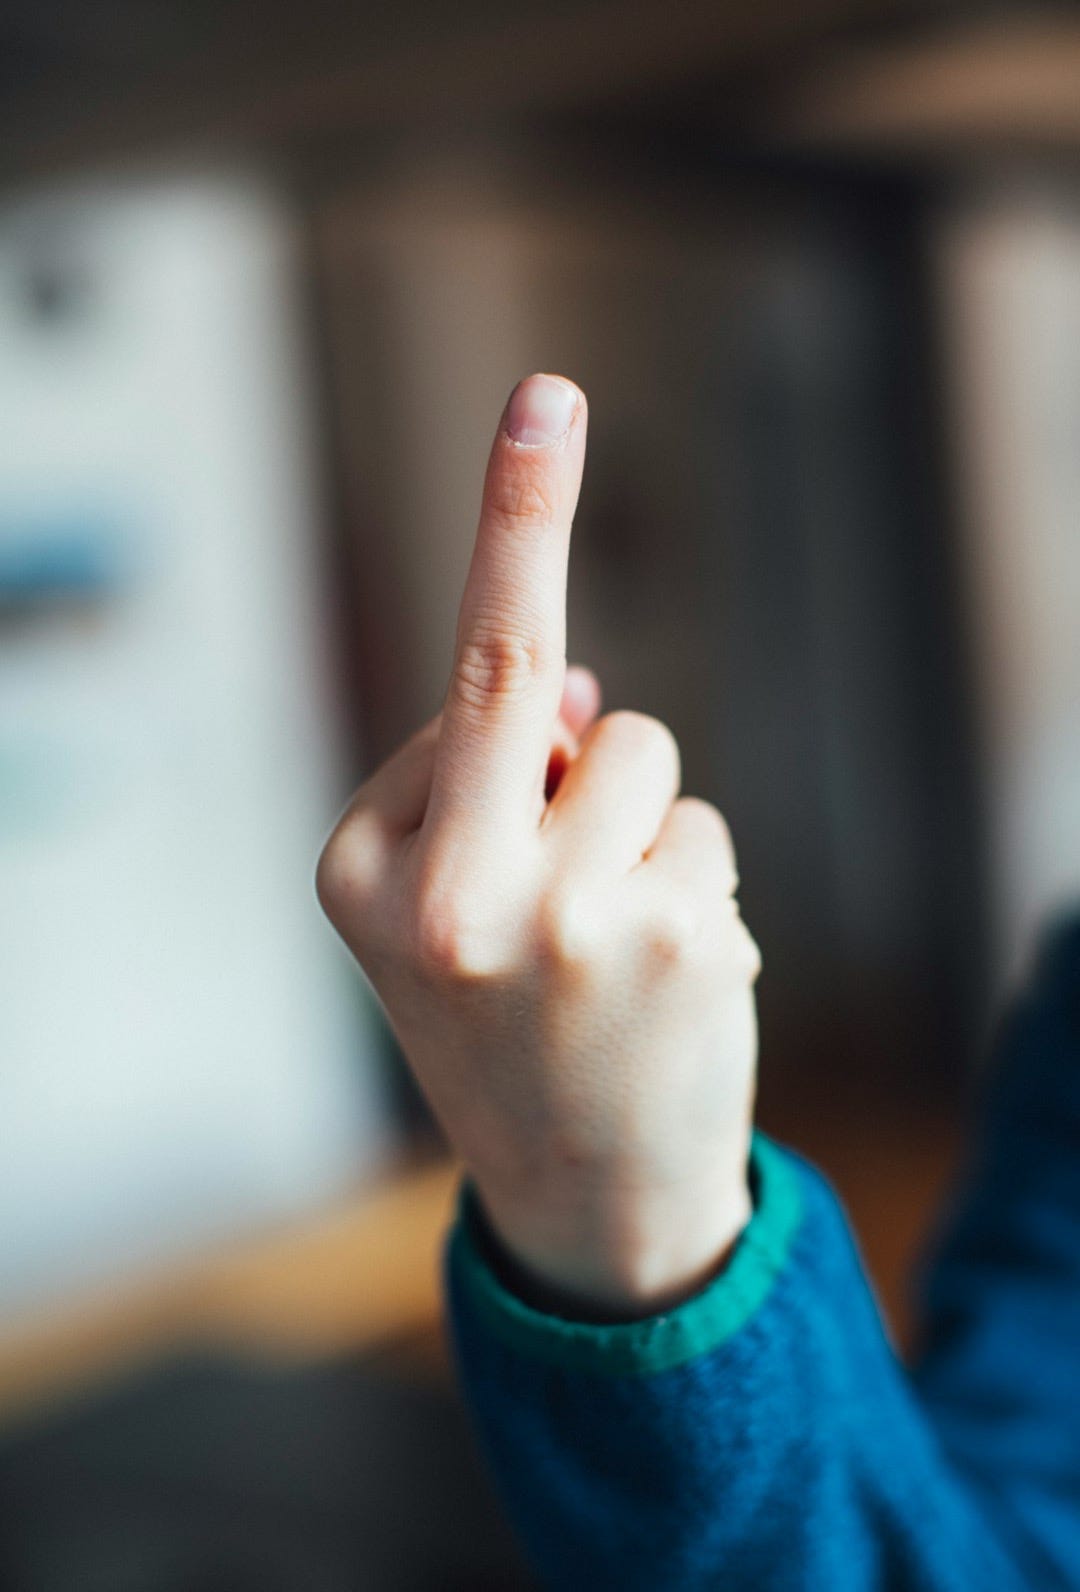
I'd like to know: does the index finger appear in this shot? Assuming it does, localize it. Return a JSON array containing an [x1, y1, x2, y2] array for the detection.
[[425, 373, 588, 841]]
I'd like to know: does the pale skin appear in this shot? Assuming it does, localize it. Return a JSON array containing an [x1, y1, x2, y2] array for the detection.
[[317, 372, 761, 1319]]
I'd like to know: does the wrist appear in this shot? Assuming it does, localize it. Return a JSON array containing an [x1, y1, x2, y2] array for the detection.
[[469, 1138, 754, 1322]]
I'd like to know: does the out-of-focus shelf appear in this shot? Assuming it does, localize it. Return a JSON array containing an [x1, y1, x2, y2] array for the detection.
[[762, 9, 1080, 159], [0, 0, 941, 182], [12, 2, 1080, 183], [0, 1152, 460, 1426]]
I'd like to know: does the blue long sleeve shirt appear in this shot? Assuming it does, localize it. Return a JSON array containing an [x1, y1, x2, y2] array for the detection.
[[443, 915, 1080, 1589]]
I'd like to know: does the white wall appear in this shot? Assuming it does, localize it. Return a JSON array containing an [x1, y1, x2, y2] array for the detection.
[[0, 174, 391, 1312], [935, 182, 1080, 994]]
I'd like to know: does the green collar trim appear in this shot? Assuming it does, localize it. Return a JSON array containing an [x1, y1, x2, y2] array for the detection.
[[449, 1132, 803, 1378]]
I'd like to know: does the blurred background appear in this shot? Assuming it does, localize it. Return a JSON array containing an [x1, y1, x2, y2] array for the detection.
[[2, 2, 1080, 1587]]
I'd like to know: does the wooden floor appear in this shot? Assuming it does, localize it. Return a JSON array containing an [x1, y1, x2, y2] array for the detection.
[[0, 1152, 459, 1423]]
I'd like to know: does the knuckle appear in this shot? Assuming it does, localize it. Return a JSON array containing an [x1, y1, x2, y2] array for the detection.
[[314, 838, 350, 921], [678, 798, 737, 869], [735, 919, 763, 982], [537, 886, 597, 969], [643, 896, 699, 963], [487, 457, 558, 530], [600, 710, 680, 773], [315, 821, 379, 910], [315, 819, 382, 927], [454, 625, 552, 711], [678, 795, 725, 835], [410, 879, 500, 981]]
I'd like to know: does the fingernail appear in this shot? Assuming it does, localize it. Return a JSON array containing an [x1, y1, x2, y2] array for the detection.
[[504, 374, 578, 447]]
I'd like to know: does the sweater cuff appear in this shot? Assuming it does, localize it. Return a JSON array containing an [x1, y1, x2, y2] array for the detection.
[[446, 1132, 803, 1377]]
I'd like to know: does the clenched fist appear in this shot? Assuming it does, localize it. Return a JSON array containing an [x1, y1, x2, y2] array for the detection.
[[317, 374, 761, 1318]]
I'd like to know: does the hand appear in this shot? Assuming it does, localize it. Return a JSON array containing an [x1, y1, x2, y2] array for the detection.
[[317, 373, 761, 1318]]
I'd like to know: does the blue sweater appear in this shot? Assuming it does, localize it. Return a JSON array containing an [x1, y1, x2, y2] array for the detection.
[[443, 915, 1080, 1589]]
